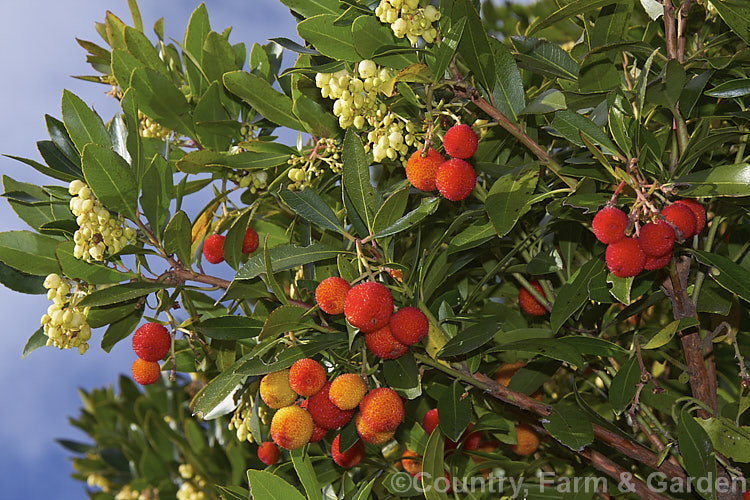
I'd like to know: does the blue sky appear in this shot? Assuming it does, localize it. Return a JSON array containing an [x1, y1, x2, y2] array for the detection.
[[0, 1, 296, 497]]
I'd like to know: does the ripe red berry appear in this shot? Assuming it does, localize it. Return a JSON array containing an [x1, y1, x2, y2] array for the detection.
[[288, 358, 326, 396], [644, 252, 671, 271], [638, 220, 675, 257], [518, 280, 547, 316], [306, 382, 354, 430], [435, 158, 476, 201], [298, 400, 328, 442], [359, 387, 404, 432], [315, 277, 351, 315], [203, 234, 225, 264], [405, 148, 445, 191], [257, 441, 280, 465], [662, 203, 697, 240], [364, 325, 408, 359], [388, 307, 429, 346], [344, 281, 393, 333], [131, 358, 160, 385], [460, 423, 482, 451], [674, 199, 706, 234], [242, 227, 259, 254], [356, 413, 395, 445], [605, 237, 646, 278], [443, 124, 478, 159], [422, 408, 439, 434], [331, 435, 364, 468], [592, 206, 628, 244], [132, 323, 171, 362]]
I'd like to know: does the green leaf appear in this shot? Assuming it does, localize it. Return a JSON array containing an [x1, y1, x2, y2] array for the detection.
[[223, 71, 303, 131], [551, 110, 618, 155], [130, 67, 194, 137], [202, 31, 237, 83], [550, 258, 606, 334], [421, 426, 448, 500], [486, 169, 538, 237], [194, 82, 234, 151], [452, 0, 495, 92], [491, 39, 525, 122], [247, 470, 306, 500], [492, 338, 584, 368], [45, 114, 81, 168], [278, 188, 345, 234], [608, 107, 631, 156], [438, 320, 500, 357], [351, 15, 417, 69], [79, 282, 170, 307], [290, 448, 321, 500], [373, 188, 409, 235], [678, 410, 717, 500], [197, 316, 262, 340], [279, 0, 342, 19], [608, 356, 640, 414], [542, 401, 594, 451], [642, 318, 700, 349], [176, 150, 291, 174], [696, 417, 750, 463], [0, 231, 61, 276], [671, 163, 750, 197], [707, 0, 750, 45], [0, 260, 45, 295], [81, 144, 138, 220], [693, 250, 750, 304], [437, 381, 471, 442], [60, 90, 111, 151], [101, 307, 142, 352], [259, 305, 313, 340], [527, 0, 617, 36], [182, 3, 210, 96], [262, 235, 288, 306], [124, 26, 164, 73], [640, 0, 663, 20], [512, 36, 579, 81], [429, 17, 465, 82], [384, 353, 420, 394], [139, 154, 172, 239], [353, 476, 377, 500], [56, 242, 135, 284], [163, 211, 192, 266], [297, 14, 359, 62], [520, 89, 566, 115], [22, 327, 47, 359], [223, 209, 252, 270], [373, 197, 440, 239], [235, 243, 341, 280], [342, 129, 377, 232], [235, 335, 346, 375]]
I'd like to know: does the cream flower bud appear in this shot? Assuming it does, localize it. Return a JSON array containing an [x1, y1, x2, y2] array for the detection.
[[68, 180, 85, 196], [78, 186, 91, 200], [358, 59, 377, 79], [43, 273, 61, 289]]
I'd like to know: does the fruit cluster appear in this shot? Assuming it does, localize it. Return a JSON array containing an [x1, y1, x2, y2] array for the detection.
[[257, 358, 405, 469], [375, 0, 441, 44], [130, 322, 171, 385], [138, 111, 171, 140], [176, 463, 207, 500], [285, 138, 342, 191], [40, 273, 92, 354], [202, 227, 259, 264], [405, 123, 478, 201], [68, 180, 137, 262], [593, 199, 706, 278]]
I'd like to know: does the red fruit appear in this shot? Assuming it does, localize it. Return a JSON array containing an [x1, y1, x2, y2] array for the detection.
[[674, 199, 706, 234], [605, 237, 646, 278], [743, 489, 750, 500], [131, 358, 160, 385], [257, 441, 280, 465], [435, 158, 476, 201], [203, 234, 225, 264], [592, 206, 628, 244], [443, 124, 478, 159], [132, 323, 171, 362], [331, 435, 365, 468], [364, 324, 409, 359], [288, 358, 326, 396], [401, 449, 422, 476], [315, 277, 351, 315], [662, 203, 697, 240], [306, 382, 354, 430], [242, 227, 259, 254], [422, 408, 439, 434], [644, 252, 671, 271], [405, 148, 445, 191], [360, 387, 404, 432], [299, 400, 328, 442], [638, 220, 675, 257], [518, 280, 547, 316], [270, 405, 314, 450], [344, 281, 393, 333], [356, 413, 395, 445], [389, 307, 429, 346], [460, 424, 481, 451]]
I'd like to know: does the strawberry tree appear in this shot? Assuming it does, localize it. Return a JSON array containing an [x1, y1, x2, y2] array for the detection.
[[3, 0, 750, 499]]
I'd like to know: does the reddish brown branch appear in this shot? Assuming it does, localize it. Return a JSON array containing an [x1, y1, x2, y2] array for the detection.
[[677, 0, 695, 62], [580, 448, 672, 500], [662, 0, 678, 60]]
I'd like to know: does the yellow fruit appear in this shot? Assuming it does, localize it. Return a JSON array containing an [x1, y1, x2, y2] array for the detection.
[[510, 424, 540, 456], [329, 374, 366, 410], [260, 369, 297, 409], [270, 405, 314, 450]]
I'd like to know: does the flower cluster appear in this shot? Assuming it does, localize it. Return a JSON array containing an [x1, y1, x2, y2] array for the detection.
[[375, 0, 441, 44], [69, 180, 137, 262], [40, 273, 92, 355], [286, 138, 342, 190], [138, 111, 170, 140], [228, 395, 270, 443], [176, 464, 207, 500], [365, 113, 418, 163]]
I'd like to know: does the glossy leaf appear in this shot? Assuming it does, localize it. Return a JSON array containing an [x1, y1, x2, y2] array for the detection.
[[223, 70, 303, 131], [130, 68, 194, 137], [78, 282, 170, 307], [223, 209, 252, 270], [608, 356, 640, 413], [82, 144, 138, 220], [290, 448, 321, 500], [491, 39, 525, 122], [452, 0, 495, 92], [351, 15, 417, 69], [101, 308, 142, 352], [279, 0, 342, 21], [247, 470, 306, 500], [0, 231, 61, 276], [372, 188, 409, 235], [550, 110, 618, 155], [421, 427, 449, 500], [543, 401, 594, 451], [0, 260, 45, 295], [373, 197, 440, 239], [678, 410, 717, 500], [197, 316, 262, 340], [278, 188, 345, 234], [493, 338, 584, 368], [56, 242, 135, 284], [486, 169, 538, 237], [429, 17, 465, 82], [342, 129, 377, 231], [259, 305, 313, 340], [696, 417, 750, 463], [22, 327, 47, 359], [384, 352, 420, 395], [707, 0, 750, 45], [235, 335, 346, 375], [235, 243, 341, 280], [438, 319, 500, 357], [297, 14, 359, 62], [512, 36, 578, 81], [163, 211, 192, 266], [527, 0, 616, 36], [642, 318, 700, 349], [672, 163, 750, 197], [437, 381, 471, 442], [693, 250, 750, 304], [61, 90, 111, 151], [139, 154, 171, 239], [550, 258, 606, 334]]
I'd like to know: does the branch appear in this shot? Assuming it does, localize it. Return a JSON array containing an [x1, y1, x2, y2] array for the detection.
[[579, 448, 672, 500], [662, 0, 678, 60], [677, 0, 695, 62]]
